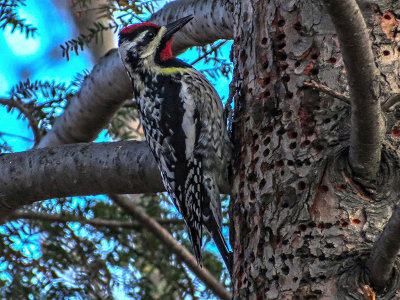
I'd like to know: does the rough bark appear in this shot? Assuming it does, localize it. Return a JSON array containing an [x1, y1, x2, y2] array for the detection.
[[230, 0, 400, 298], [38, 0, 233, 148]]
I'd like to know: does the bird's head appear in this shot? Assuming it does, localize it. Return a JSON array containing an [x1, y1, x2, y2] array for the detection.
[[118, 15, 193, 70]]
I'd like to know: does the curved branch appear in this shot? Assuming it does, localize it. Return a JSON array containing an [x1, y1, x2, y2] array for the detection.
[[0, 98, 41, 145], [321, 0, 383, 180], [367, 205, 400, 291], [110, 194, 231, 300], [0, 141, 230, 222], [38, 0, 233, 148]]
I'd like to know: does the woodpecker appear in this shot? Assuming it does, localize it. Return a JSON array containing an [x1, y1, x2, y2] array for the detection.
[[118, 16, 232, 273]]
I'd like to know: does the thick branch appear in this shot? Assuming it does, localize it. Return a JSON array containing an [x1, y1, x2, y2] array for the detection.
[[110, 194, 231, 300], [321, 0, 383, 180], [367, 205, 400, 291], [38, 0, 233, 148], [0, 141, 230, 223]]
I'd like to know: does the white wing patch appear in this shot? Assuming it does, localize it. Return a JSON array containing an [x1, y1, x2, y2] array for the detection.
[[180, 81, 197, 160]]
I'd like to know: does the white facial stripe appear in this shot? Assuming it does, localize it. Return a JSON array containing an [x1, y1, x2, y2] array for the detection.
[[140, 26, 167, 59]]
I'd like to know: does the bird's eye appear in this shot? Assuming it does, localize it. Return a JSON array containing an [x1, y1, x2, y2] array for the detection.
[[147, 32, 155, 39]]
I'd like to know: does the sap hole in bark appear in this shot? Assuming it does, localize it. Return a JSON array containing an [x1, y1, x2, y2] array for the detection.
[[253, 144, 259, 152], [277, 51, 287, 61], [323, 118, 331, 124], [250, 190, 256, 200], [319, 185, 329, 193], [261, 124, 273, 134], [297, 181, 306, 190], [244, 69, 249, 77], [280, 63, 289, 71], [240, 50, 247, 63], [301, 140, 311, 148], [397, 47, 400, 52], [293, 21, 302, 31], [384, 13, 392, 20], [311, 53, 319, 60], [298, 224, 307, 231], [263, 89, 270, 97], [282, 74, 290, 82], [351, 218, 361, 224], [308, 221, 316, 228], [294, 61, 301, 68], [282, 265, 290, 275], [276, 33, 286, 40], [261, 37, 268, 45], [296, 159, 303, 167], [317, 223, 325, 230], [278, 42, 286, 49], [263, 148, 270, 156], [340, 219, 349, 227], [391, 126, 400, 137], [272, 274, 280, 281], [318, 254, 326, 261], [277, 127, 286, 135], [263, 76, 270, 85], [276, 160, 284, 168], [311, 68, 319, 75], [277, 19, 285, 27], [383, 50, 391, 56], [287, 131, 297, 139], [263, 137, 271, 145], [313, 143, 325, 152], [289, 142, 297, 149], [259, 179, 266, 190], [328, 57, 337, 64], [247, 172, 257, 183], [325, 243, 334, 248], [285, 91, 293, 99]]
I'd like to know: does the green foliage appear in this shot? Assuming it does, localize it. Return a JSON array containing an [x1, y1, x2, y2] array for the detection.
[[0, 195, 230, 298], [61, 0, 159, 59], [0, 0, 37, 37], [6, 79, 74, 137]]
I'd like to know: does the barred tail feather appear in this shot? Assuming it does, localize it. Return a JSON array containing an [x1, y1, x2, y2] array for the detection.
[[185, 221, 203, 266], [205, 216, 232, 274]]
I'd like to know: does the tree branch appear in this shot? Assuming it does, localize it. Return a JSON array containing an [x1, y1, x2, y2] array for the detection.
[[0, 97, 41, 145], [38, 0, 233, 148], [367, 205, 400, 291], [321, 0, 383, 180], [8, 210, 186, 227], [109, 194, 231, 300], [0, 141, 230, 223]]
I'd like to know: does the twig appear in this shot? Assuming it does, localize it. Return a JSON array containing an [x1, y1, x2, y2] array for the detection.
[[304, 81, 400, 113], [8, 211, 186, 228], [0, 97, 41, 145], [109, 194, 232, 300], [381, 94, 400, 112], [367, 205, 400, 291], [321, 0, 383, 180], [0, 131, 34, 142], [191, 40, 227, 66], [304, 80, 350, 105]]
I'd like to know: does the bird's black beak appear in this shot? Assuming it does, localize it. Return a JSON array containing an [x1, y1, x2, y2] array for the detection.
[[164, 15, 193, 39]]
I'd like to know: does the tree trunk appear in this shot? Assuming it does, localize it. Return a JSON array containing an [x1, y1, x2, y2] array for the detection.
[[231, 0, 400, 298]]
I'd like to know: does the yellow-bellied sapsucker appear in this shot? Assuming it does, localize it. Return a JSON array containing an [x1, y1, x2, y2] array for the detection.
[[118, 16, 232, 273]]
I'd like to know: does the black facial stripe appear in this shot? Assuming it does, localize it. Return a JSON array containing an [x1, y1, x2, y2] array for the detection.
[[118, 26, 159, 46]]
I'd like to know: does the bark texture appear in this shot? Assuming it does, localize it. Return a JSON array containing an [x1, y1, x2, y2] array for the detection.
[[230, 0, 400, 298], [0, 141, 230, 223]]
